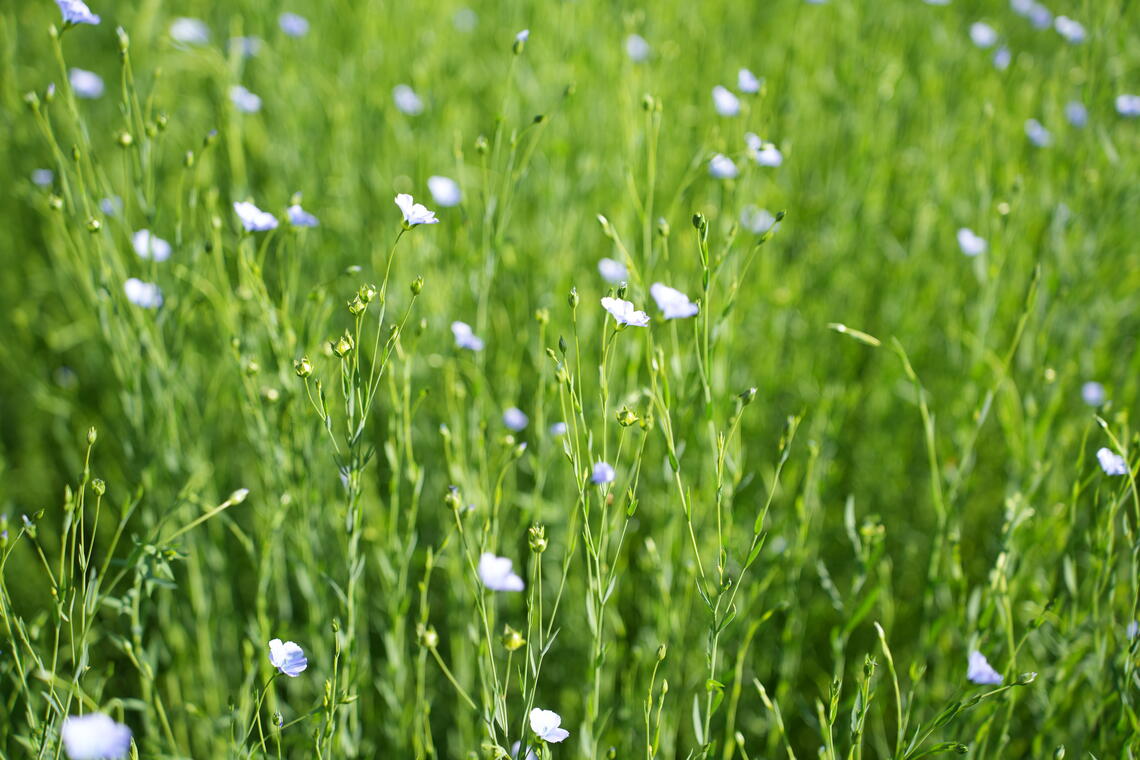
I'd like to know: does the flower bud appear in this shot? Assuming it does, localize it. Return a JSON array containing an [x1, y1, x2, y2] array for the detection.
[[535, 308, 549, 325], [528, 523, 548, 553], [475, 135, 489, 155], [48, 195, 64, 211], [410, 275, 424, 295], [116, 131, 133, 148], [657, 217, 670, 238], [348, 295, 367, 316], [184, 150, 195, 168], [116, 26, 130, 53], [444, 485, 462, 511], [657, 643, 667, 661], [617, 407, 638, 427], [294, 356, 314, 377], [641, 94, 654, 111], [692, 212, 706, 231], [417, 624, 439, 649], [23, 91, 40, 111], [44, 83, 56, 103], [86, 218, 101, 233], [155, 112, 168, 131], [568, 288, 579, 310], [501, 625, 526, 651], [87, 427, 98, 445], [229, 488, 250, 504], [358, 283, 378, 303], [558, 336, 568, 355], [739, 387, 757, 405], [92, 479, 106, 496], [332, 331, 354, 358]]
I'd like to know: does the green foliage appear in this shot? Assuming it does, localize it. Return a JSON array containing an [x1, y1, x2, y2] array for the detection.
[[1, 1, 1139, 758]]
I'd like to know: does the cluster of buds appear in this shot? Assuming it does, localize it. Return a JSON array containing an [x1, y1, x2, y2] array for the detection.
[[528, 523, 547, 554]]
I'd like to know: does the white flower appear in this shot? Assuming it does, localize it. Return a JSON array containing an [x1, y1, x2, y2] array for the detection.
[[755, 144, 782, 167], [1065, 101, 1088, 127], [230, 85, 262, 114], [1081, 381, 1105, 406], [738, 68, 761, 93], [969, 22, 998, 48], [132, 230, 171, 262], [170, 17, 210, 45], [56, 0, 100, 26], [504, 407, 529, 431], [234, 201, 279, 231], [395, 193, 439, 227], [287, 204, 319, 228], [1054, 15, 1086, 43], [32, 169, 54, 187], [1128, 621, 1139, 640], [511, 741, 539, 760], [741, 205, 776, 234], [992, 46, 1011, 71], [625, 34, 650, 62], [268, 638, 308, 677], [478, 552, 525, 591], [957, 228, 987, 256], [967, 651, 1003, 685], [922, 0, 949, 5], [427, 176, 462, 207], [69, 68, 104, 99], [746, 133, 783, 166], [712, 85, 740, 116], [451, 321, 484, 351], [650, 283, 699, 319], [708, 153, 738, 179], [598, 257, 628, 283], [600, 296, 649, 327], [1116, 94, 1140, 117], [279, 12, 310, 37], [529, 708, 570, 743], [393, 84, 424, 115], [124, 278, 163, 309], [1097, 447, 1128, 476], [61, 713, 131, 760], [516, 29, 530, 43], [549, 422, 567, 436], [1025, 118, 1051, 147], [591, 461, 615, 484]]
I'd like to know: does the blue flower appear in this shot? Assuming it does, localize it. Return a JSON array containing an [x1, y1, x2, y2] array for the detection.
[[478, 552, 525, 591], [287, 204, 319, 228], [56, 0, 100, 26], [601, 297, 649, 327], [279, 12, 310, 38], [591, 461, 615, 484], [650, 283, 699, 319], [504, 407, 529, 432], [124, 278, 163, 309], [230, 85, 262, 114], [61, 713, 131, 759], [69, 68, 104, 99], [234, 201, 279, 232], [1097, 447, 1128, 476], [967, 651, 1002, 685], [268, 638, 308, 677], [451, 321, 484, 351]]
